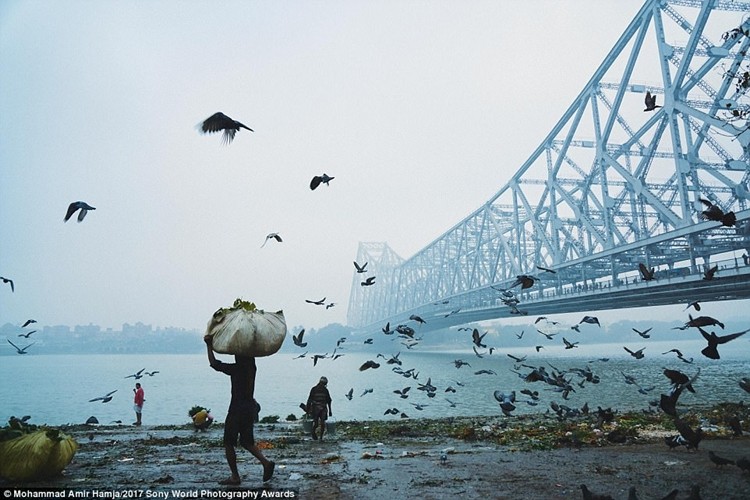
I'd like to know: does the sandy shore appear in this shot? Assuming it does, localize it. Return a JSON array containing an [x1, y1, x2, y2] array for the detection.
[[2, 410, 750, 499]]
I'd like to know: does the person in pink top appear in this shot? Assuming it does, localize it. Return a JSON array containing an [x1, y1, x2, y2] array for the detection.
[[133, 382, 145, 426]]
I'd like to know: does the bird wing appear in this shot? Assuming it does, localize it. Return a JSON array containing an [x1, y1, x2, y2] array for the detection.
[[7, 339, 22, 351], [310, 176, 322, 190], [64, 203, 80, 222], [715, 328, 750, 345], [77, 208, 89, 222], [201, 112, 231, 133]]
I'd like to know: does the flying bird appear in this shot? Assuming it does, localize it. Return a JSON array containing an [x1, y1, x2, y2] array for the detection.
[[623, 346, 645, 359], [325, 302, 335, 309], [353, 261, 368, 273], [305, 297, 326, 306], [360, 388, 374, 397], [310, 173, 334, 190], [199, 112, 253, 144], [359, 360, 380, 371], [18, 330, 36, 338], [684, 300, 701, 312], [7, 339, 34, 354], [64, 201, 96, 223], [697, 326, 749, 360], [643, 90, 661, 111], [409, 314, 426, 324], [535, 265, 556, 274], [345, 388, 353, 401], [21, 319, 37, 328], [632, 327, 652, 339], [638, 263, 655, 281], [471, 328, 488, 348], [361, 276, 376, 286], [0, 276, 13, 293], [699, 198, 736, 227], [261, 233, 282, 248], [510, 274, 539, 289], [125, 368, 146, 379], [292, 329, 307, 348], [145, 371, 159, 376], [703, 265, 718, 280], [674, 314, 724, 330], [579, 316, 601, 327], [393, 387, 411, 399], [562, 337, 579, 349], [89, 390, 117, 403]]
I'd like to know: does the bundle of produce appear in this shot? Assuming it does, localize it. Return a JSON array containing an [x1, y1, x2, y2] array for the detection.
[[0, 417, 78, 482], [205, 298, 286, 357]]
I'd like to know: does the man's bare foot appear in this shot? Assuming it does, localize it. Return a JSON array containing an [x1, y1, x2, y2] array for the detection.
[[219, 476, 241, 485], [263, 461, 275, 482]]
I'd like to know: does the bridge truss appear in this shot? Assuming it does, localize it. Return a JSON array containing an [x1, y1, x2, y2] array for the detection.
[[348, 0, 750, 331]]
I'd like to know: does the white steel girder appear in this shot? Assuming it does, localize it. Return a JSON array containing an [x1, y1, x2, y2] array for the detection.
[[348, 0, 750, 329]]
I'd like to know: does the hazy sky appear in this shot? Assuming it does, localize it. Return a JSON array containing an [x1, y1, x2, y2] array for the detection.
[[2, 1, 745, 333]]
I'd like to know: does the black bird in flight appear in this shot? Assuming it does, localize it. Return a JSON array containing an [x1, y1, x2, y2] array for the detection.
[[684, 300, 701, 312], [562, 337, 579, 349], [580, 316, 601, 327], [7, 339, 34, 354], [623, 346, 645, 359], [18, 330, 36, 338], [535, 265, 556, 274], [292, 329, 307, 348], [21, 319, 37, 328], [361, 276, 376, 286], [638, 263, 655, 281], [359, 360, 380, 371], [199, 112, 253, 144], [345, 388, 353, 401], [510, 274, 538, 289], [697, 326, 749, 359], [310, 173, 334, 190], [409, 314, 426, 324], [643, 90, 661, 111], [699, 198, 736, 227], [0, 276, 13, 293], [125, 368, 146, 379], [89, 390, 117, 403], [64, 201, 96, 223], [471, 328, 488, 348], [353, 261, 368, 273], [632, 327, 652, 339], [674, 314, 724, 330], [261, 232, 282, 248], [305, 297, 326, 306], [702, 265, 718, 280]]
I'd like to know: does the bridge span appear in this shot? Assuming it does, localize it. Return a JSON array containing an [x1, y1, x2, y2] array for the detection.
[[347, 0, 750, 334]]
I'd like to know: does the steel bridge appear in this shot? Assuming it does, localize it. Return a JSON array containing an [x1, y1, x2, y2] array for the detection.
[[347, 0, 750, 334]]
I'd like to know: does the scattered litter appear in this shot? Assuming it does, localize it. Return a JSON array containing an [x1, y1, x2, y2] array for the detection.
[[663, 460, 686, 466], [322, 453, 341, 464]]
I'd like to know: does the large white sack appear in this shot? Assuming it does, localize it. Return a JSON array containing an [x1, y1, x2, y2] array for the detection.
[[206, 299, 287, 357]]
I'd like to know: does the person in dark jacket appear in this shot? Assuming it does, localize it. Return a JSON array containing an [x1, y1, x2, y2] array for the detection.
[[205, 335, 274, 485], [306, 376, 333, 440]]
